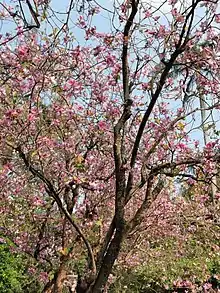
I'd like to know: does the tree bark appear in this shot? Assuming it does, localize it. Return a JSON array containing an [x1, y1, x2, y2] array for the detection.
[[43, 255, 68, 293], [89, 227, 125, 293], [53, 259, 67, 293]]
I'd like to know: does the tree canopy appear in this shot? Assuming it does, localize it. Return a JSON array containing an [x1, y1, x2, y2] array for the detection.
[[0, 0, 219, 292]]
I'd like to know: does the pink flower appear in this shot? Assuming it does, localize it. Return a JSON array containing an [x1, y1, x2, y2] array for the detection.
[[98, 121, 107, 130], [5, 109, 20, 119], [93, 46, 102, 56], [215, 14, 220, 23], [68, 79, 77, 86], [0, 238, 6, 244], [158, 25, 166, 37], [169, 0, 178, 5], [167, 77, 173, 85], [39, 272, 49, 283], [171, 8, 178, 16], [17, 45, 29, 57], [28, 113, 37, 122], [176, 15, 184, 22], [203, 283, 212, 291], [176, 143, 187, 150], [105, 55, 115, 67], [142, 82, 151, 91], [153, 16, 160, 21], [78, 16, 86, 28], [144, 11, 151, 18], [28, 267, 36, 274], [171, 9, 184, 22], [194, 140, 199, 148], [205, 141, 216, 150], [187, 177, 194, 185]]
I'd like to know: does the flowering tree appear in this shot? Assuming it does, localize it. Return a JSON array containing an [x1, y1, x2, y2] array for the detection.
[[0, 0, 220, 292]]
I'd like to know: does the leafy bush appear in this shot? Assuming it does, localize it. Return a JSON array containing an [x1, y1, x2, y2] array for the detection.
[[0, 243, 27, 293], [109, 238, 220, 293], [0, 243, 42, 293]]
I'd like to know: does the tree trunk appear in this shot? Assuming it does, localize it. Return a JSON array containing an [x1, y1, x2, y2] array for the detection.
[[43, 256, 67, 293], [89, 227, 125, 293], [53, 261, 67, 293]]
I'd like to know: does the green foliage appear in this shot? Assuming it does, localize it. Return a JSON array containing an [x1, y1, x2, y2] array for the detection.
[[70, 256, 87, 276], [207, 258, 220, 289], [0, 243, 43, 293], [0, 244, 26, 293], [110, 237, 220, 293]]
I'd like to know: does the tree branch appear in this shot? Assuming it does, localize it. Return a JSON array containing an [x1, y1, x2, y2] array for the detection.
[[16, 145, 96, 276], [26, 0, 40, 28], [127, 176, 165, 232]]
